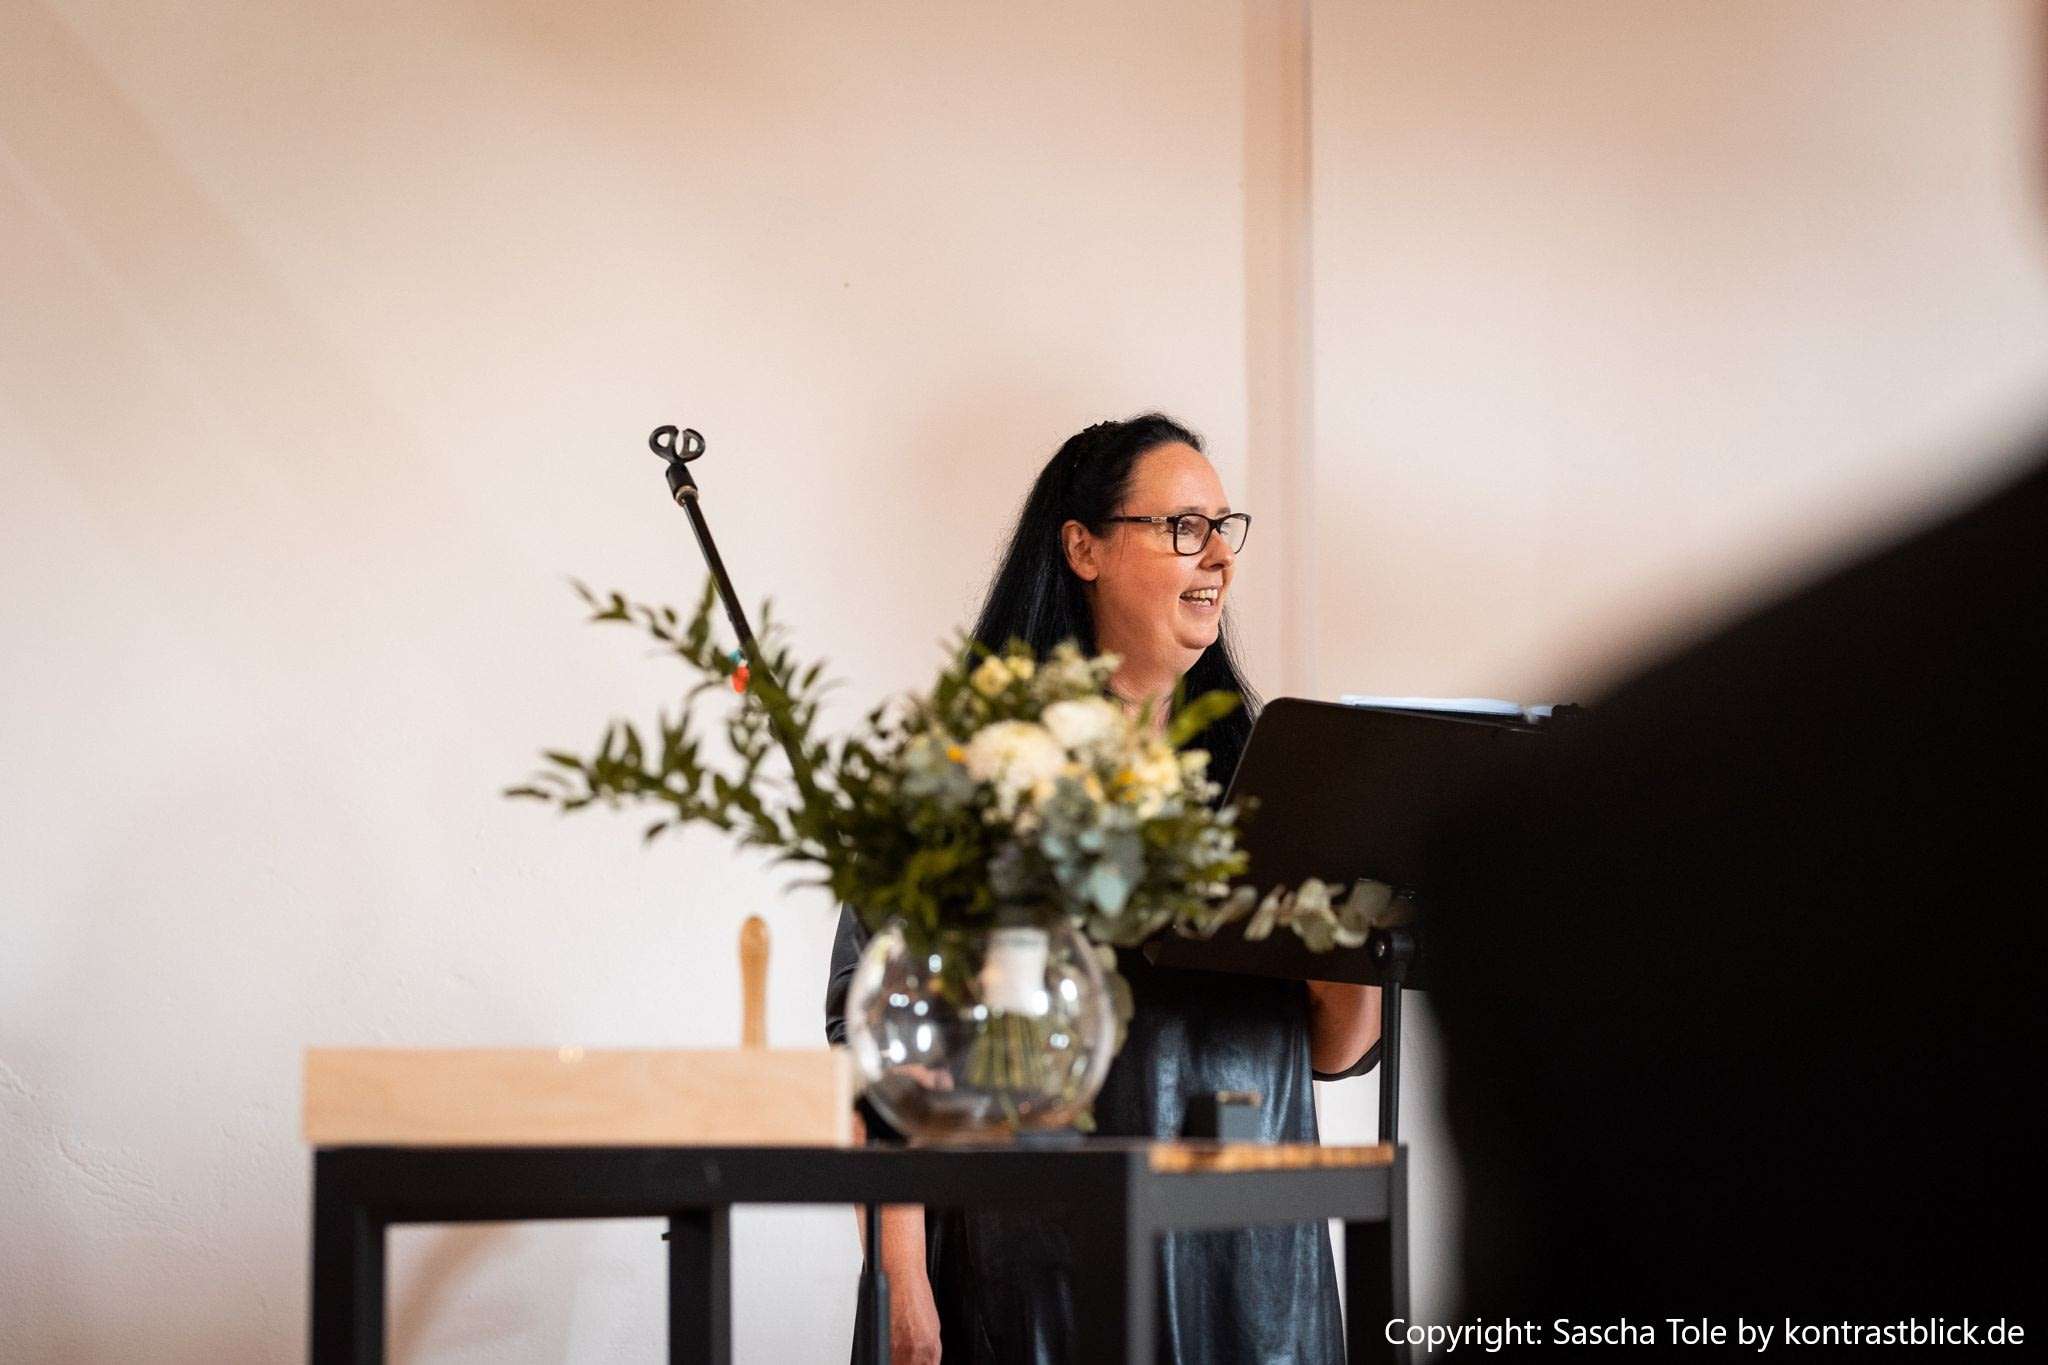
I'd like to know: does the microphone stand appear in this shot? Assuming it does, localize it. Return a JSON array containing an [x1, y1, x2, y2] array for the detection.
[[647, 425, 825, 814], [645, 424, 888, 1365]]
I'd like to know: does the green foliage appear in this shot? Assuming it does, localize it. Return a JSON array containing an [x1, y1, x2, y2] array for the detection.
[[509, 580, 1400, 986]]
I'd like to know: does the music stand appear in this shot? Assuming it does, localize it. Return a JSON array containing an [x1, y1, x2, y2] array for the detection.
[[1145, 697, 1577, 1142]]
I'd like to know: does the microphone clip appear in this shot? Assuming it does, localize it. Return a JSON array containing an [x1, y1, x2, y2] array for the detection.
[[649, 425, 707, 504]]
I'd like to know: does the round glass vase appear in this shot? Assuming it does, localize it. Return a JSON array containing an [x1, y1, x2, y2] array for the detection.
[[843, 909, 1118, 1142]]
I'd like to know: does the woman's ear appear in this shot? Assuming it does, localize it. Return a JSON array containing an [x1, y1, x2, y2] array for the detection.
[[1061, 520, 1100, 583]]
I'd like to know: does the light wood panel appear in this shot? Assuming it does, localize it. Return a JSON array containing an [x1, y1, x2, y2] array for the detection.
[[304, 1047, 855, 1147]]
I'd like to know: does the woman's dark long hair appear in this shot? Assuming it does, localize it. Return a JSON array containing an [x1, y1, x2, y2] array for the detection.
[[970, 414, 1261, 789]]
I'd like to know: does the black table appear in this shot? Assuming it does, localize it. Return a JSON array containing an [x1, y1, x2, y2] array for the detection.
[[311, 1139, 1409, 1364]]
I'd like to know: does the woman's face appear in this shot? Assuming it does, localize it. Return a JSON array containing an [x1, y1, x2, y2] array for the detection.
[[1065, 441, 1238, 680]]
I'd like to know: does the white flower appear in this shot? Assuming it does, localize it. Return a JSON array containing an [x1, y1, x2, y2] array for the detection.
[[1041, 697, 1123, 757], [970, 656, 1014, 697], [962, 720, 1067, 813]]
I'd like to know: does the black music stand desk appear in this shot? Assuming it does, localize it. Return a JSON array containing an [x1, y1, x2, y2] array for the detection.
[[1147, 697, 1570, 1143]]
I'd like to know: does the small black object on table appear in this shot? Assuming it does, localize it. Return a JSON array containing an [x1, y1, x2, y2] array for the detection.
[[310, 1139, 1409, 1364]]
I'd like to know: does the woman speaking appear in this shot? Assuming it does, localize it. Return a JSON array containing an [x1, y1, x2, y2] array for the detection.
[[826, 413, 1382, 1364]]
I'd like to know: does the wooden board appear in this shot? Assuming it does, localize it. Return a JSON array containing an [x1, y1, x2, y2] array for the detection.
[[304, 1047, 856, 1147], [1148, 1141, 1395, 1174]]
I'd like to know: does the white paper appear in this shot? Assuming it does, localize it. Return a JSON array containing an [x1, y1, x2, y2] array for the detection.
[[1339, 694, 1557, 722], [978, 926, 1052, 1016]]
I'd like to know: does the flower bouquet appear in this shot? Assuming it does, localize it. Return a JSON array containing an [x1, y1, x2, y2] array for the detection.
[[511, 579, 1390, 1135]]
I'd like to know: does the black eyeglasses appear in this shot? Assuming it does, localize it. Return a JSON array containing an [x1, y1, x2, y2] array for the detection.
[[1104, 512, 1251, 556]]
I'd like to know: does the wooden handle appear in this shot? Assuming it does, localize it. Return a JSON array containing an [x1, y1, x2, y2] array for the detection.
[[739, 915, 769, 1048]]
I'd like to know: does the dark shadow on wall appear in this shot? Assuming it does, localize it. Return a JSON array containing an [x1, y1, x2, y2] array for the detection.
[[389, 1225, 521, 1360]]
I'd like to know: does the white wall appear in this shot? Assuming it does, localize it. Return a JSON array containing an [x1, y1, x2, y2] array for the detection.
[[2, 3, 1250, 1359], [5, 1, 2044, 1360], [1308, 0, 2048, 701]]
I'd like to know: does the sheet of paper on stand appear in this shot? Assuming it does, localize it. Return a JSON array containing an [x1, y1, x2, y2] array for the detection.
[[1339, 694, 1558, 722]]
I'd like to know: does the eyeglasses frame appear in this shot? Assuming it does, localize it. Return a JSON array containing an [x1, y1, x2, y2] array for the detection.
[[1102, 511, 1252, 556]]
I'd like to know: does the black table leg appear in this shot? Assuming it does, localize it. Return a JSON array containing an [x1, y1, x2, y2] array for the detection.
[[1344, 1147, 1409, 1364], [311, 1155, 386, 1365], [668, 1208, 732, 1364], [854, 1201, 891, 1365], [1068, 1203, 1155, 1364]]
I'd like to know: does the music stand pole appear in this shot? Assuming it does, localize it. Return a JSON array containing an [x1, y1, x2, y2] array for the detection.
[[1372, 926, 1416, 1145]]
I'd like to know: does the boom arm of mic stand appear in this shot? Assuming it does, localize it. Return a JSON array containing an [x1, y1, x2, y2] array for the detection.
[[647, 425, 825, 816]]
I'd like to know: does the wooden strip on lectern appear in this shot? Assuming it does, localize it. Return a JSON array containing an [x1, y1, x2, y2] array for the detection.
[[1148, 1141, 1395, 1174], [303, 1047, 856, 1146]]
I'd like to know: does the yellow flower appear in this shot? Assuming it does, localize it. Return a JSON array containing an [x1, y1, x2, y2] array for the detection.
[[945, 743, 965, 763]]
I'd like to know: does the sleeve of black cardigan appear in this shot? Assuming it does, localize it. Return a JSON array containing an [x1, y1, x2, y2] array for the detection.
[[823, 903, 867, 1047], [823, 904, 904, 1141]]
